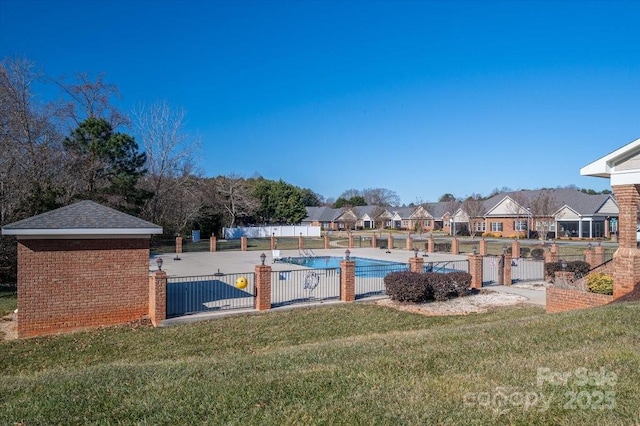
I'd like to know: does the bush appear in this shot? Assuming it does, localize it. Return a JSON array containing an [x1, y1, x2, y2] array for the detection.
[[586, 272, 613, 295], [384, 271, 472, 303], [384, 272, 432, 303], [531, 248, 545, 260], [520, 247, 531, 258], [544, 261, 591, 280], [434, 242, 451, 252]]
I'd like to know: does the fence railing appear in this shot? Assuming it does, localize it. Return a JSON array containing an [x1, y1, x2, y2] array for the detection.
[[166, 272, 255, 318], [271, 268, 341, 308], [422, 259, 469, 274], [355, 263, 409, 299]]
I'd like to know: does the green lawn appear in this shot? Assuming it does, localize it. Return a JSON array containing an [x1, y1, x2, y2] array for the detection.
[[1, 302, 639, 424]]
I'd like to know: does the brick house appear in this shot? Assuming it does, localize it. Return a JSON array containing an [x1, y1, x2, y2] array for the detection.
[[451, 188, 617, 239], [1, 200, 162, 338]]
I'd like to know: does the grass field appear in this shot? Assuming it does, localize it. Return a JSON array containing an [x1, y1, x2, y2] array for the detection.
[[1, 301, 639, 424]]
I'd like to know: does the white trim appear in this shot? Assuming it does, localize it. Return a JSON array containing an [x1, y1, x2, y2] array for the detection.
[[2, 227, 162, 236], [16, 234, 155, 240], [610, 170, 640, 186], [580, 137, 640, 178]]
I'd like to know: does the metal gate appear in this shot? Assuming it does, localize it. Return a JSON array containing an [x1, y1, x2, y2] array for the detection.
[[483, 256, 544, 285], [166, 272, 255, 318]]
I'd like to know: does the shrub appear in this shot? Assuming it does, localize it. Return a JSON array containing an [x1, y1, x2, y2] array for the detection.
[[384, 271, 472, 303], [544, 261, 591, 280], [520, 247, 531, 258], [586, 272, 613, 295], [384, 272, 432, 303], [434, 242, 451, 252], [531, 248, 544, 260]]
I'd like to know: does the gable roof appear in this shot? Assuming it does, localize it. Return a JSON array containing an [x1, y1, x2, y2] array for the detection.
[[1, 200, 162, 236], [580, 137, 640, 183]]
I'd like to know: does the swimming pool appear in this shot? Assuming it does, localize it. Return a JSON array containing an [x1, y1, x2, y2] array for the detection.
[[279, 256, 404, 269]]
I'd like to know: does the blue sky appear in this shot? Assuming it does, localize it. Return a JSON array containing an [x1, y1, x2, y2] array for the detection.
[[1, 0, 638, 205]]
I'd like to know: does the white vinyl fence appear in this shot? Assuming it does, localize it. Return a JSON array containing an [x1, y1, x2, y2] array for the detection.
[[224, 225, 321, 239]]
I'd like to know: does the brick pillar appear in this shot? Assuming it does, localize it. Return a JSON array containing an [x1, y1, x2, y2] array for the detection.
[[468, 254, 483, 289], [387, 233, 393, 250], [255, 264, 272, 311], [149, 271, 167, 326], [406, 236, 413, 251], [241, 236, 248, 251], [545, 244, 559, 263], [451, 237, 459, 255], [479, 239, 487, 256], [175, 236, 183, 254], [324, 234, 330, 249], [504, 253, 513, 286], [298, 233, 304, 250], [594, 244, 605, 266], [209, 236, 217, 252], [612, 184, 640, 299], [371, 234, 377, 248], [428, 236, 434, 253], [340, 259, 355, 302], [585, 246, 596, 269], [348, 233, 354, 248], [409, 256, 424, 273], [270, 234, 276, 250], [512, 240, 520, 259]]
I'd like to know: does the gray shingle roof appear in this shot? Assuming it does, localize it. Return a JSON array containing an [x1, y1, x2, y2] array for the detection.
[[1, 200, 162, 236]]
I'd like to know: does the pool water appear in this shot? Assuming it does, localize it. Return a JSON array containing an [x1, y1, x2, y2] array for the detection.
[[280, 256, 404, 269]]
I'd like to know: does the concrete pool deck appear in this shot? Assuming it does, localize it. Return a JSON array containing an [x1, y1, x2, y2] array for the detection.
[[150, 247, 469, 277]]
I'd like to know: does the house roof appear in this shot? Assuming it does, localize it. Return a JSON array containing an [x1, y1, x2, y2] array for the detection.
[[580, 137, 640, 184], [1, 200, 163, 236]]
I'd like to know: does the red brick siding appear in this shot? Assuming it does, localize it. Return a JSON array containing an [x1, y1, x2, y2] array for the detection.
[[546, 286, 613, 314], [17, 238, 150, 338]]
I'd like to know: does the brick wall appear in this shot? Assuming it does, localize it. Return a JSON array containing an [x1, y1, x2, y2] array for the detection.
[[546, 286, 613, 314], [17, 238, 150, 338]]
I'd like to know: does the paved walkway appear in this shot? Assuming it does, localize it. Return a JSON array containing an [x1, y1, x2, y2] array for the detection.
[[484, 283, 547, 306]]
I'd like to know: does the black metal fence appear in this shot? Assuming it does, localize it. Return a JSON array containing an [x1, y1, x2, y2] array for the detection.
[[422, 259, 469, 274], [271, 268, 341, 308], [166, 272, 255, 318], [354, 263, 410, 299]]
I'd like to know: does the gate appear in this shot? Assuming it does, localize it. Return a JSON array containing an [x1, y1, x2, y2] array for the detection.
[[271, 268, 341, 308], [166, 272, 255, 318], [483, 256, 545, 285]]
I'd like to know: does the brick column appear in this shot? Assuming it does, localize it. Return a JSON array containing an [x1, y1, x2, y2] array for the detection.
[[612, 184, 640, 299], [324, 234, 330, 249], [512, 240, 520, 258], [468, 254, 483, 289], [585, 246, 596, 269], [594, 244, 605, 266], [255, 264, 272, 311], [298, 233, 304, 250], [451, 237, 459, 255], [270, 234, 276, 250], [409, 256, 424, 273], [387, 233, 393, 250], [209, 236, 217, 252], [371, 234, 377, 248], [149, 271, 167, 326], [479, 239, 487, 256], [406, 236, 413, 251], [340, 259, 355, 302], [241, 236, 248, 251], [175, 236, 183, 254], [504, 253, 513, 286], [348, 233, 354, 248], [545, 244, 559, 263], [428, 236, 434, 253]]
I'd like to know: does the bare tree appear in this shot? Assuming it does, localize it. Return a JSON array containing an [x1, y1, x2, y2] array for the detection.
[[445, 198, 462, 235], [363, 188, 400, 207], [462, 194, 485, 238], [210, 174, 259, 228], [53, 72, 129, 129], [372, 205, 389, 232], [132, 101, 201, 229], [529, 190, 559, 240]]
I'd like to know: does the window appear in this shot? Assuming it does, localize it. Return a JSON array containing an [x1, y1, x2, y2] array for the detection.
[[491, 222, 503, 232], [514, 220, 528, 231], [474, 222, 486, 232]]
